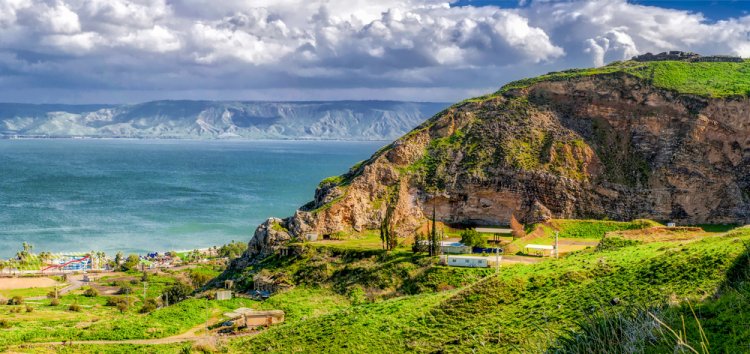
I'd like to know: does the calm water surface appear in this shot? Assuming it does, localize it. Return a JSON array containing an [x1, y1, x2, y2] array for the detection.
[[0, 139, 383, 258]]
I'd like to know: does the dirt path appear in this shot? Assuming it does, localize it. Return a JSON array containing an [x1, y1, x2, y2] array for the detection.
[[501, 255, 544, 264], [17, 314, 257, 348], [0, 277, 63, 290]]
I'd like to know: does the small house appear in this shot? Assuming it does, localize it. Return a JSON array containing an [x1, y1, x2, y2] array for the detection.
[[440, 255, 499, 268]]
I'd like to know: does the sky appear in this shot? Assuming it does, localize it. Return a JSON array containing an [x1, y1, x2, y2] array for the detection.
[[0, 0, 749, 104]]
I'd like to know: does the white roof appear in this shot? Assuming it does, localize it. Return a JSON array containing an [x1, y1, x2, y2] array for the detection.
[[475, 227, 512, 234], [525, 244, 554, 250], [446, 255, 494, 260]]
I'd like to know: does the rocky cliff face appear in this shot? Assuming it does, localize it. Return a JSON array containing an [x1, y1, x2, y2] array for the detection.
[[237, 68, 750, 264], [294, 72, 750, 230]]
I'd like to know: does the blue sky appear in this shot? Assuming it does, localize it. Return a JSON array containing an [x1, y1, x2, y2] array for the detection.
[[454, 0, 750, 21], [0, 0, 748, 104]]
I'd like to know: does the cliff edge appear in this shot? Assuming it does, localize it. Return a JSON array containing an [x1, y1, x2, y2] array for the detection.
[[236, 54, 750, 264]]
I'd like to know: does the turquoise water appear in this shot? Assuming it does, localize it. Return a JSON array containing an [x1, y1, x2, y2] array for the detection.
[[0, 139, 384, 258]]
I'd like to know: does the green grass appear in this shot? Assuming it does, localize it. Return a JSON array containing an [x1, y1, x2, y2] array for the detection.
[[0, 296, 259, 348], [544, 219, 661, 239], [226, 227, 750, 353], [496, 59, 750, 98], [0, 286, 62, 299]]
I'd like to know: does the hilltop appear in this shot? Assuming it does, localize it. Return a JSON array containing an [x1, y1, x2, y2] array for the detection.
[[233, 54, 750, 257], [0, 100, 447, 141]]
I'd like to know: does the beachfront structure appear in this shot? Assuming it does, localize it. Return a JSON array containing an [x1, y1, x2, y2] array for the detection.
[[440, 255, 500, 268]]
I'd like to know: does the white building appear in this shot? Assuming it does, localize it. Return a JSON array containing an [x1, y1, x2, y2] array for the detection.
[[440, 255, 499, 268]]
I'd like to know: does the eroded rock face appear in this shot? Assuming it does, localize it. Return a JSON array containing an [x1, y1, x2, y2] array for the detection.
[[231, 217, 291, 269], [247, 73, 750, 248]]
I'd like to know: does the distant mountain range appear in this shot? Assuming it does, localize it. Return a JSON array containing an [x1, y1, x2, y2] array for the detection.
[[0, 100, 449, 140]]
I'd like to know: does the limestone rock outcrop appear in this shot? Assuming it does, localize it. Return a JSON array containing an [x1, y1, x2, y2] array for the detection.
[[236, 65, 750, 269]]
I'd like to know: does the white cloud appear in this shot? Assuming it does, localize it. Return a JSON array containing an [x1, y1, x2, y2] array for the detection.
[[38, 2, 81, 34], [0, 0, 749, 103]]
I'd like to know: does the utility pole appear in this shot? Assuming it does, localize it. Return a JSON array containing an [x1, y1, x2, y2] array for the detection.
[[554, 231, 559, 259], [495, 245, 500, 273]]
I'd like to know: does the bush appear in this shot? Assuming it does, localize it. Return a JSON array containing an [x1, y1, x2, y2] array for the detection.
[[50, 298, 60, 306], [596, 236, 642, 252], [188, 271, 213, 288], [69, 303, 82, 312], [162, 282, 194, 304], [7, 296, 23, 305], [83, 287, 99, 297], [347, 285, 367, 305], [122, 254, 141, 272], [118, 286, 133, 295], [460, 229, 487, 248], [25, 305, 33, 313], [0, 319, 10, 328], [139, 298, 157, 314], [106, 296, 130, 307], [116, 301, 129, 314]]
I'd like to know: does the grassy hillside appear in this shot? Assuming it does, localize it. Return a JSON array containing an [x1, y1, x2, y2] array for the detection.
[[229, 226, 750, 353], [497, 59, 750, 98]]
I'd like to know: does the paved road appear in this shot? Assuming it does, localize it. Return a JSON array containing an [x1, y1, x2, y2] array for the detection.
[[26, 274, 85, 301]]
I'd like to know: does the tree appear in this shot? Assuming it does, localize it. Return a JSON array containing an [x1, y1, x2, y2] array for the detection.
[[116, 301, 128, 314], [460, 229, 486, 248], [83, 287, 99, 297], [114, 252, 124, 269], [122, 254, 141, 272], [429, 206, 441, 256], [188, 270, 213, 288], [218, 241, 247, 259], [379, 197, 398, 252], [510, 214, 526, 240], [162, 282, 193, 304], [412, 232, 428, 253]]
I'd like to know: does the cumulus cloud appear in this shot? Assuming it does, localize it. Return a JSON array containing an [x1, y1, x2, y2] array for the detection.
[[0, 0, 748, 103]]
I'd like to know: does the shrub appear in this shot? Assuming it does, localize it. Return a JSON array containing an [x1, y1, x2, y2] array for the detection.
[[189, 271, 213, 288], [347, 285, 367, 305], [121, 254, 141, 272], [7, 296, 23, 305], [25, 305, 33, 313], [106, 296, 130, 307], [139, 299, 157, 314], [116, 301, 129, 314], [596, 237, 642, 252], [83, 287, 99, 297], [460, 229, 486, 248], [50, 298, 60, 306], [69, 303, 82, 312], [162, 282, 194, 304], [0, 319, 10, 328], [118, 286, 133, 295]]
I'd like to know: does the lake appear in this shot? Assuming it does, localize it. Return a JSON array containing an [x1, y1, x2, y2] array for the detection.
[[0, 139, 384, 258]]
